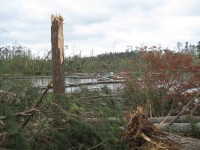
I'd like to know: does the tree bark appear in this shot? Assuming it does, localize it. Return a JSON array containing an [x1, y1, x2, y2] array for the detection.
[[148, 115, 200, 123], [165, 133, 200, 150], [51, 15, 65, 94], [155, 122, 200, 133]]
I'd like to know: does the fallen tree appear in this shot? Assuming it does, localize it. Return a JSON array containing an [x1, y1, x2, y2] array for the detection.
[[121, 106, 200, 150], [148, 115, 200, 123], [155, 122, 200, 133]]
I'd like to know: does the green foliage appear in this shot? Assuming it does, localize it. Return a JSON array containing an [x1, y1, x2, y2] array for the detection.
[[1, 50, 135, 75], [6, 131, 30, 150], [0, 77, 40, 148], [29, 89, 125, 149], [23, 67, 32, 75], [1, 77, 126, 149], [187, 115, 200, 138], [2, 48, 199, 149], [1, 45, 199, 76], [32, 117, 124, 150], [64, 51, 139, 73], [0, 54, 52, 76]]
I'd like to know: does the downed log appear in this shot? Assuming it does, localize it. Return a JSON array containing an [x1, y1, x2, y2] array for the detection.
[[166, 133, 200, 150], [40, 80, 126, 89], [85, 117, 121, 123], [148, 115, 200, 124], [76, 94, 118, 101], [81, 116, 200, 133], [68, 75, 97, 79], [155, 122, 200, 133]]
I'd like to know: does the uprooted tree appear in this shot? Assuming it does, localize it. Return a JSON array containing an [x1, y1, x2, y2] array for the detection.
[[122, 106, 200, 150]]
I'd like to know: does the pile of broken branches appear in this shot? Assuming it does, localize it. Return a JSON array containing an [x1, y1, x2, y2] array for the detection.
[[121, 106, 177, 150]]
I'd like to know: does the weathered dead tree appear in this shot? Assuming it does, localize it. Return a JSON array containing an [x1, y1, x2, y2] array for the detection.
[[51, 15, 65, 94]]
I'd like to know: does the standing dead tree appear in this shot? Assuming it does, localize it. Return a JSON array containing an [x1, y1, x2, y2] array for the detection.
[[51, 15, 65, 94]]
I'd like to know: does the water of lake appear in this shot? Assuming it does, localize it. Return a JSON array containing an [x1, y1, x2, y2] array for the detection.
[[31, 77, 123, 93]]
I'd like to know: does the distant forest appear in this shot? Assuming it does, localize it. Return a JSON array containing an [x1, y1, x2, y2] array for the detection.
[[0, 42, 200, 76]]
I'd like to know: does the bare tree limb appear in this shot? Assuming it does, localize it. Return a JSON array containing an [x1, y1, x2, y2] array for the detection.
[[168, 92, 200, 126], [0, 108, 39, 120], [19, 81, 52, 129]]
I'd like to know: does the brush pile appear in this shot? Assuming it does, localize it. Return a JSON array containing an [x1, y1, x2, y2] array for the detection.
[[121, 106, 180, 150]]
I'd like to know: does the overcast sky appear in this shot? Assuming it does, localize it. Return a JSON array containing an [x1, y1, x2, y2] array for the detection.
[[0, 0, 200, 57]]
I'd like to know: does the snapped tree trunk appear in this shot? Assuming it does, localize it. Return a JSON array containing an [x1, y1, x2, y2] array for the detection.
[[51, 15, 65, 94]]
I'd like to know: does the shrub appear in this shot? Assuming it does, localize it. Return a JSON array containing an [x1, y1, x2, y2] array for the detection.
[[23, 67, 32, 76], [123, 50, 200, 117]]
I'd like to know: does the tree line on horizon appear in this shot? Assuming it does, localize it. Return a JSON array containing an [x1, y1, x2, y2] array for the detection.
[[0, 41, 200, 76]]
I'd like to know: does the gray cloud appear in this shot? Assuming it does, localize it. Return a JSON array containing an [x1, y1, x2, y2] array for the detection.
[[0, 0, 199, 56], [171, 0, 200, 17], [0, 28, 9, 33]]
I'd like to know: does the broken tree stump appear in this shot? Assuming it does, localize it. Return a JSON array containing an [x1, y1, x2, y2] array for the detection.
[[51, 15, 65, 94]]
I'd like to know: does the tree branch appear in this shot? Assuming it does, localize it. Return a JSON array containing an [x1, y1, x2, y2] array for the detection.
[[0, 108, 39, 120], [20, 81, 52, 129], [168, 92, 200, 126]]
